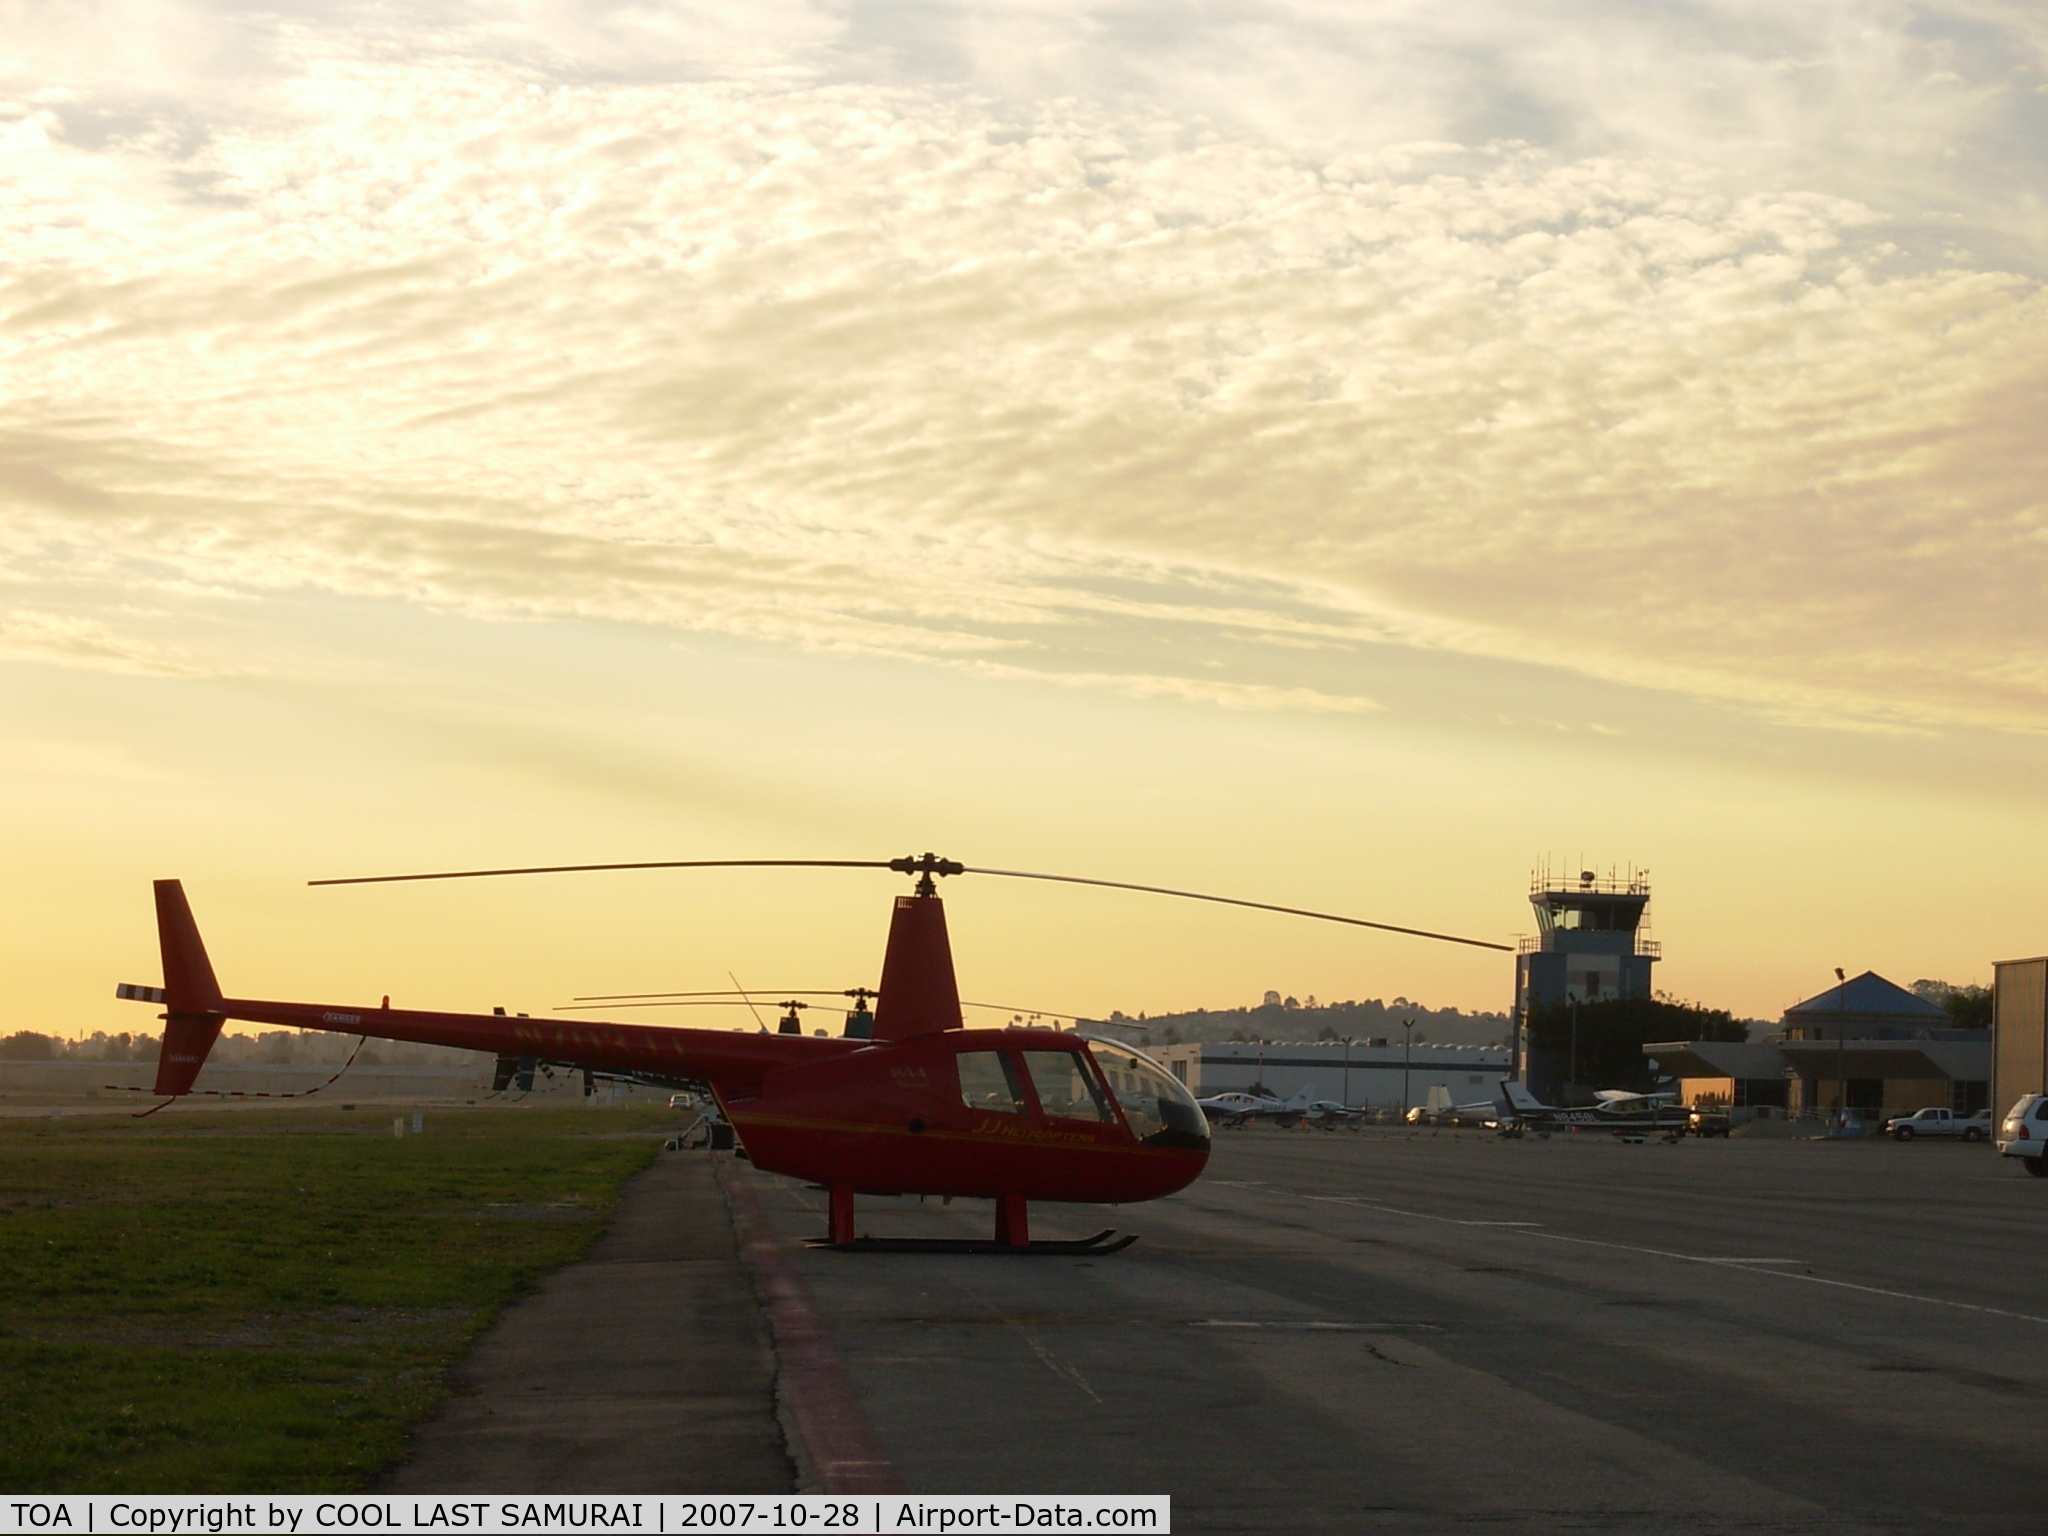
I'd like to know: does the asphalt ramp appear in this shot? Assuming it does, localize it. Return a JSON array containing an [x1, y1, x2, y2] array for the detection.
[[379, 1148, 795, 1493]]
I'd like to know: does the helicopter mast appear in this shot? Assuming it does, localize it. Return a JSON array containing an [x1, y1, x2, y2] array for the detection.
[[871, 853, 965, 1041]]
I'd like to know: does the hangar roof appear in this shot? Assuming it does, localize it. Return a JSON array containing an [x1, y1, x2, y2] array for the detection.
[[1641, 1041, 1785, 1080], [1644, 1038, 1989, 1082], [1784, 971, 1945, 1022]]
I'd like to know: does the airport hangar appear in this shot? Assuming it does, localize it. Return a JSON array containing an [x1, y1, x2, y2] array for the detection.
[[1150, 1038, 1509, 1109], [1648, 970, 1990, 1121], [1994, 954, 2048, 1121]]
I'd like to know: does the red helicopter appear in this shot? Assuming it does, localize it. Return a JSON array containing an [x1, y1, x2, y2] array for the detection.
[[122, 853, 1506, 1253]]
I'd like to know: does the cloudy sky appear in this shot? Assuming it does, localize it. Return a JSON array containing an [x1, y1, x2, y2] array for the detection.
[[4, 0, 2045, 1032]]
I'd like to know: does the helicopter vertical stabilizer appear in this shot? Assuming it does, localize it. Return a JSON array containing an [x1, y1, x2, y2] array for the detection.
[[152, 879, 226, 1096], [870, 893, 963, 1041]]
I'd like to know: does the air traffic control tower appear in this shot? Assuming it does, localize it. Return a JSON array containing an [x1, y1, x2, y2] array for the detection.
[[1513, 866, 1660, 1095]]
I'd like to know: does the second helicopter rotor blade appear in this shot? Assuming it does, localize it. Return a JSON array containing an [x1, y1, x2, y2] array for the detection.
[[960, 866, 1511, 953], [570, 988, 857, 1002]]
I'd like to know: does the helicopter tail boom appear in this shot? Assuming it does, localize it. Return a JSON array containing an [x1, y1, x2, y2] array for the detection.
[[136, 880, 856, 1100]]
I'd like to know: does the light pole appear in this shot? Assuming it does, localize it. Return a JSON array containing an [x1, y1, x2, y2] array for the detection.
[[1568, 996, 1580, 1105], [1401, 1017, 1417, 1119], [1834, 965, 1848, 1133], [1342, 1037, 1352, 1109]]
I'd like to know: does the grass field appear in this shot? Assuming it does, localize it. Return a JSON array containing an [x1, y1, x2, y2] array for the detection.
[[0, 1104, 673, 1492]]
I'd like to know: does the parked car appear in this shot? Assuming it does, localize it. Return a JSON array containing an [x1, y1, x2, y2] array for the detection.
[[1998, 1094, 2048, 1176], [1687, 1106, 1731, 1137], [1883, 1106, 1989, 1142]]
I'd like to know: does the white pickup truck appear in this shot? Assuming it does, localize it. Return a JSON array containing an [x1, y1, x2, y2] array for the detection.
[[1883, 1107, 1990, 1142]]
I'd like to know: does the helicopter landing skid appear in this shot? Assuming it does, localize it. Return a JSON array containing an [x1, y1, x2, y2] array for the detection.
[[810, 1229, 1139, 1256]]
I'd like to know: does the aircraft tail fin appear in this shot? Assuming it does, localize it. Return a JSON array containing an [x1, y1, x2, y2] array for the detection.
[[151, 880, 225, 1097], [1501, 1079, 1545, 1113], [871, 894, 963, 1040]]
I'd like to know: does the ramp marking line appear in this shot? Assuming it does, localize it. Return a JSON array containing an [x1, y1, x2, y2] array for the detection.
[[1282, 1191, 2048, 1327]]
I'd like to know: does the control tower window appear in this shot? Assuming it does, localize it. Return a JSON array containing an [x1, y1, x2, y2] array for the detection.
[[1544, 898, 1639, 932], [957, 1050, 1026, 1115]]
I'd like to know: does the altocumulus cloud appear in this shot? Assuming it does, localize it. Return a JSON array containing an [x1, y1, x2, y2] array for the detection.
[[2, 2, 2045, 726]]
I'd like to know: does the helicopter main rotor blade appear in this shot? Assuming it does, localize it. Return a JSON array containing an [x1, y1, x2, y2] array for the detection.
[[960, 1000, 1086, 1022], [309, 852, 1507, 952], [309, 858, 895, 887], [960, 866, 1512, 953]]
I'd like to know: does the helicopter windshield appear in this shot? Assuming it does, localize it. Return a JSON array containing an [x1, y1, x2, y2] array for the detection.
[[1020, 1048, 1115, 1123], [1087, 1041, 1210, 1150]]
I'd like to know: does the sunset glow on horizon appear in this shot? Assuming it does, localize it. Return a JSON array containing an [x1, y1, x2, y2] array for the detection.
[[5, 0, 2046, 1037]]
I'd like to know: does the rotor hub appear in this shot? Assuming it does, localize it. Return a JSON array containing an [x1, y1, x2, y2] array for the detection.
[[889, 852, 963, 897]]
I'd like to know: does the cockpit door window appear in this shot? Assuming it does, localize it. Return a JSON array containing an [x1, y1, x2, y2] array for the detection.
[[957, 1050, 1026, 1115], [1022, 1049, 1115, 1123]]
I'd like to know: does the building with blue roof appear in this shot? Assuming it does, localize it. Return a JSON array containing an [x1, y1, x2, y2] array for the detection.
[[1781, 972, 1948, 1040], [1648, 969, 1989, 1124]]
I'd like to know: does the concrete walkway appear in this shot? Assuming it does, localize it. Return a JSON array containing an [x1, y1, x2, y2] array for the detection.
[[380, 1149, 795, 1493]]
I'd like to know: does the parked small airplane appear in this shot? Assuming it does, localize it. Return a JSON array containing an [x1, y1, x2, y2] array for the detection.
[[1397, 1084, 1501, 1126], [1305, 1099, 1369, 1126], [1498, 1080, 1688, 1138], [1195, 1085, 1316, 1125], [1404, 1098, 1505, 1127], [1194, 1090, 1273, 1123]]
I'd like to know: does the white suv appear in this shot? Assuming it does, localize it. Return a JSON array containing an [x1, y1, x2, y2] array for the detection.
[[1997, 1094, 2048, 1177]]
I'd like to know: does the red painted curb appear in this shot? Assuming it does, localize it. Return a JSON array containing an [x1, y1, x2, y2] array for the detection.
[[719, 1160, 906, 1495]]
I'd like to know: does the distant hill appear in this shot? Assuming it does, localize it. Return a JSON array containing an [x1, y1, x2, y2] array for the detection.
[[1081, 994, 1511, 1051], [2, 1027, 486, 1068]]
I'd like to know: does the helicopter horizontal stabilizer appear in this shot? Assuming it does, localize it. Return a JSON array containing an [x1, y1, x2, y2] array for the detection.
[[152, 879, 226, 1096], [492, 1054, 538, 1093]]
